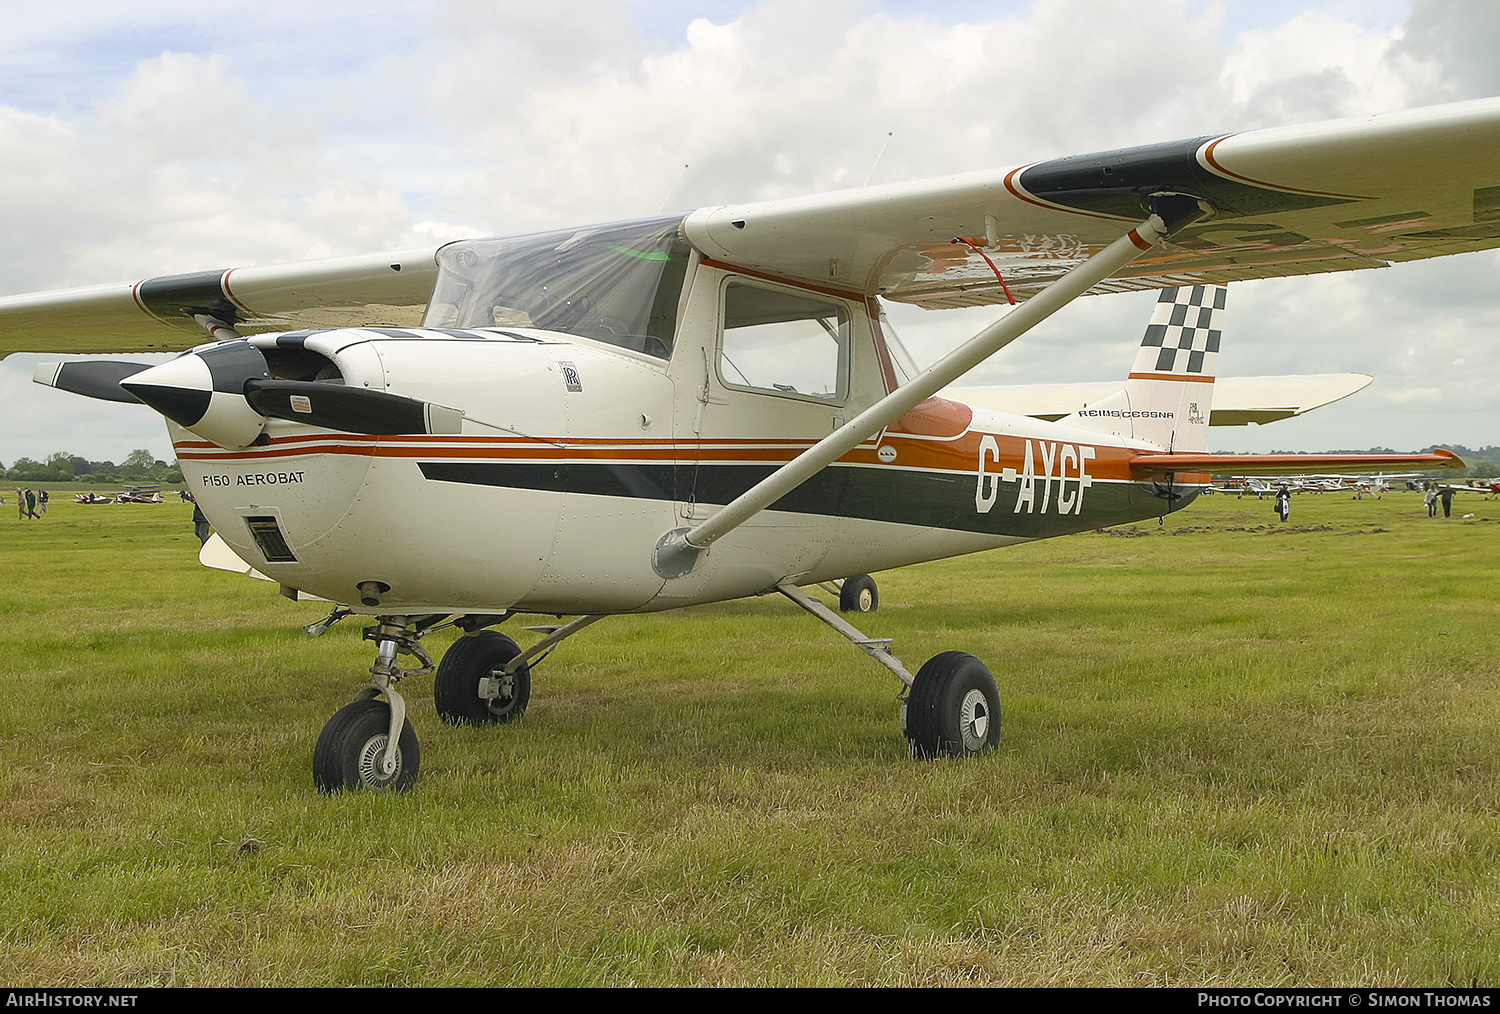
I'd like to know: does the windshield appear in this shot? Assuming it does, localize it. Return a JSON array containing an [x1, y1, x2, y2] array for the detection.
[[425, 214, 690, 359]]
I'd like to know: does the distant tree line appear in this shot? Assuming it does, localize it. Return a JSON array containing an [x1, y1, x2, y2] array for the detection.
[[1432, 445, 1500, 478], [3, 444, 1496, 485], [1, 450, 184, 485], [1219, 445, 1499, 479]]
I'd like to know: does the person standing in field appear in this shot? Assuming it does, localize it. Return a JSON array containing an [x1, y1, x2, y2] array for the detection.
[[15, 489, 23, 520], [1439, 486, 1454, 518], [192, 500, 211, 544], [23, 488, 39, 519], [37, 489, 48, 514], [1425, 486, 1438, 517]]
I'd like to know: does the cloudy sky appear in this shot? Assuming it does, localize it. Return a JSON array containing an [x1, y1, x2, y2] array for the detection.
[[2, 0, 1497, 465]]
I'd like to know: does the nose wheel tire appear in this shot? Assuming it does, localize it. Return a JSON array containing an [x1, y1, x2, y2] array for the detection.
[[313, 698, 420, 793], [904, 651, 1001, 759], [838, 574, 879, 613], [434, 631, 531, 726]]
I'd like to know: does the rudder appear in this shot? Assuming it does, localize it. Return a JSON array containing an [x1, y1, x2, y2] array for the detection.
[[1059, 284, 1223, 452]]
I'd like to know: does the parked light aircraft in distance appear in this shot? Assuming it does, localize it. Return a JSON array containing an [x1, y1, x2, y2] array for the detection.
[[4, 98, 1496, 793], [1334, 472, 1427, 498]]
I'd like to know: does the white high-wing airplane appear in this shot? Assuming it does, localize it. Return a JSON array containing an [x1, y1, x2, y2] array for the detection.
[[4, 98, 1494, 793], [1329, 472, 1428, 498]]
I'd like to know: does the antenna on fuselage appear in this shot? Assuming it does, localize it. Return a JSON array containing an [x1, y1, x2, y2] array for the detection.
[[657, 163, 690, 214], [864, 132, 893, 187]]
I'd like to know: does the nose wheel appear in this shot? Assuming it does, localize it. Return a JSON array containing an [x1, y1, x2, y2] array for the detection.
[[312, 615, 435, 794], [309, 613, 601, 794], [312, 698, 420, 793]]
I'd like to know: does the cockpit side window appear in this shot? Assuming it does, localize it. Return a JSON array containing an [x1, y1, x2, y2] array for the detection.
[[718, 280, 851, 402], [425, 214, 689, 359]]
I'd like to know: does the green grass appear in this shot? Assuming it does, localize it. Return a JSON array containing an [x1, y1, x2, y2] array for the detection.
[[1, 491, 1497, 985]]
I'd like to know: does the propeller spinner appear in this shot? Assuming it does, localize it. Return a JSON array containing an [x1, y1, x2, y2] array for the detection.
[[120, 340, 271, 449]]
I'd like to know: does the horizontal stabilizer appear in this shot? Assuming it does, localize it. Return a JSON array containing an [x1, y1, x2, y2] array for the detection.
[[1129, 448, 1463, 477], [949, 373, 1373, 426]]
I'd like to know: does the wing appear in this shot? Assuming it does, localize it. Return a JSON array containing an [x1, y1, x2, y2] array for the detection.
[[0, 248, 438, 357], [5, 97, 1499, 356], [948, 373, 1373, 426], [683, 98, 1500, 307]]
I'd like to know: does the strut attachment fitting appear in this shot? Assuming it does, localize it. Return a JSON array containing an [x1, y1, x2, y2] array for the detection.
[[192, 312, 243, 342]]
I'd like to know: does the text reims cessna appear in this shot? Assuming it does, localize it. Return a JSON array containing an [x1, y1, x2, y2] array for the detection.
[[6, 99, 1494, 793]]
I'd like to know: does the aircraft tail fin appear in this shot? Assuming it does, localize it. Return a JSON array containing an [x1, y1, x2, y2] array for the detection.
[[1059, 284, 1224, 452]]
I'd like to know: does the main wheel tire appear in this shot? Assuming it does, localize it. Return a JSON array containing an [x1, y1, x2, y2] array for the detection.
[[904, 651, 1001, 760], [312, 698, 420, 794], [839, 574, 879, 613], [434, 631, 531, 726]]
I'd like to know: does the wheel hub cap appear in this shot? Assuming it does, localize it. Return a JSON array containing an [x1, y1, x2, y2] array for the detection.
[[356, 734, 401, 786], [959, 689, 990, 751]]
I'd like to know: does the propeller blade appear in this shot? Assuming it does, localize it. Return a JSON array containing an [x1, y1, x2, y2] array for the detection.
[[32, 361, 151, 403], [243, 380, 464, 435]]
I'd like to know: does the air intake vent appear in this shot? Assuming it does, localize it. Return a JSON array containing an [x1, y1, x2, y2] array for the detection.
[[245, 516, 297, 563]]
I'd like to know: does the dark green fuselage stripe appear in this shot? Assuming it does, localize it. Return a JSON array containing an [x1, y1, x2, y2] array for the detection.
[[417, 460, 1198, 538]]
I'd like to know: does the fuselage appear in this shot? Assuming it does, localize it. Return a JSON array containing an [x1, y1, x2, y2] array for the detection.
[[175, 320, 1197, 615], [153, 216, 1204, 614]]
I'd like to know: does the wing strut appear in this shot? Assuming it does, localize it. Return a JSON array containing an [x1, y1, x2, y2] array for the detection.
[[653, 209, 1188, 578]]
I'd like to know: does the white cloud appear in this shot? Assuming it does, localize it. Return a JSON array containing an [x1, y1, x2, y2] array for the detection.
[[2, 0, 1499, 466], [1221, 11, 1410, 120]]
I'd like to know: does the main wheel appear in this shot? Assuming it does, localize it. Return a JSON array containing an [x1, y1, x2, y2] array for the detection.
[[434, 631, 531, 726], [903, 651, 1001, 760], [839, 574, 879, 613], [312, 698, 420, 793]]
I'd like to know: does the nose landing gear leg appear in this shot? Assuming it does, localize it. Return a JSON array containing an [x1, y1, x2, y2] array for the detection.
[[312, 616, 436, 794]]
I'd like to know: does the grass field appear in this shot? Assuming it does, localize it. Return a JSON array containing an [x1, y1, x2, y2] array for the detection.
[[1, 489, 1497, 986]]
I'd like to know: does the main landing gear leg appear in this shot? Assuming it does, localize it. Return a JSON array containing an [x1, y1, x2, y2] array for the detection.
[[312, 615, 437, 794], [775, 583, 1000, 760]]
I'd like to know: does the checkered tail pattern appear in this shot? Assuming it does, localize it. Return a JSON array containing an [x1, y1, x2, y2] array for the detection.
[[1130, 284, 1225, 378]]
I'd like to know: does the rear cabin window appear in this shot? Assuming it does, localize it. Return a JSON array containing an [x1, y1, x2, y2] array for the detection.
[[718, 281, 850, 401]]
